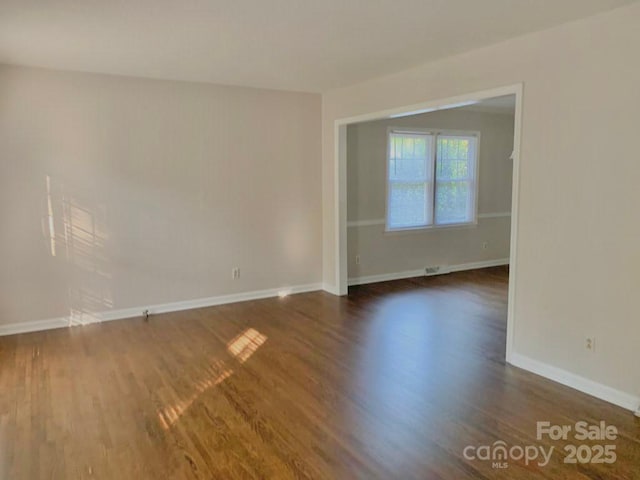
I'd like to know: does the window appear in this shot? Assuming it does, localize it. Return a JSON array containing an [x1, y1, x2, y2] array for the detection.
[[386, 129, 478, 231]]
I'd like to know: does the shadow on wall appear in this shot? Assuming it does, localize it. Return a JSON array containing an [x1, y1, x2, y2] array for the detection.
[[42, 174, 113, 325]]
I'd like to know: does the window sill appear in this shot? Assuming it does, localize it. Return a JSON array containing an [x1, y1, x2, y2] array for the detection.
[[384, 221, 478, 235]]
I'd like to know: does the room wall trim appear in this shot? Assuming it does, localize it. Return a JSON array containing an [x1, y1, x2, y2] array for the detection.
[[322, 283, 341, 295], [348, 258, 509, 286], [0, 282, 323, 337], [346, 219, 385, 228], [478, 211, 512, 219], [510, 353, 640, 412]]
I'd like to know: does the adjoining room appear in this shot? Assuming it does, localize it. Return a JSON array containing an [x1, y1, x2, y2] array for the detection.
[[346, 95, 516, 288]]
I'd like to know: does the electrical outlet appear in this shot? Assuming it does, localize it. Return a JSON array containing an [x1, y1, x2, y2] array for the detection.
[[355, 255, 360, 265], [482, 241, 489, 250], [585, 337, 596, 352], [232, 267, 240, 280]]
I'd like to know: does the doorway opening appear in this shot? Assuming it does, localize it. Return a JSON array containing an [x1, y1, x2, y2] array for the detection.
[[334, 85, 522, 361]]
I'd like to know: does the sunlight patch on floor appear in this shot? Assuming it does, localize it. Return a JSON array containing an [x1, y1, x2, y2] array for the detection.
[[157, 328, 267, 430], [227, 328, 268, 364]]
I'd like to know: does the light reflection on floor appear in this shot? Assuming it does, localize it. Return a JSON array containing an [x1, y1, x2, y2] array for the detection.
[[157, 328, 267, 430], [227, 327, 267, 364], [354, 290, 486, 468]]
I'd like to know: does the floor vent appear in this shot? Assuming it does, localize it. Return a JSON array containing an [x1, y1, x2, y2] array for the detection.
[[425, 266, 441, 275]]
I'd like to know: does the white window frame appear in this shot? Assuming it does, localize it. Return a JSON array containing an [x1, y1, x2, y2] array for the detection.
[[385, 127, 480, 232]]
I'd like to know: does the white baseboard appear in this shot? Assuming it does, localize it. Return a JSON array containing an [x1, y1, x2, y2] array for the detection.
[[348, 269, 425, 286], [0, 282, 323, 337], [322, 283, 340, 295], [510, 353, 640, 412], [0, 316, 72, 336], [447, 258, 510, 273], [348, 258, 509, 286]]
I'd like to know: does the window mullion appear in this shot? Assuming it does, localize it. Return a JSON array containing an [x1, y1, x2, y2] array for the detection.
[[431, 133, 438, 224]]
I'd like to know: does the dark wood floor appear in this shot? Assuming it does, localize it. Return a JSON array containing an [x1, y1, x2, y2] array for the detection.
[[1, 267, 638, 479]]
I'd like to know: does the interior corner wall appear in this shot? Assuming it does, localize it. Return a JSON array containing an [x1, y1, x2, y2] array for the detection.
[[347, 109, 514, 280], [322, 4, 640, 406], [0, 65, 322, 328]]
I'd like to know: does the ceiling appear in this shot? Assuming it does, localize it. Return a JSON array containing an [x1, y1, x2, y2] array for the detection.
[[0, 0, 635, 92]]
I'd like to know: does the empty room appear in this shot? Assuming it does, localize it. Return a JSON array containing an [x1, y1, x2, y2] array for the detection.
[[1, 1, 639, 479]]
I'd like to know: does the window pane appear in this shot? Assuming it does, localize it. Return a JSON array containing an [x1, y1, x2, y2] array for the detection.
[[435, 181, 471, 224], [436, 136, 472, 180], [388, 182, 429, 228], [435, 135, 476, 224], [389, 133, 431, 181], [436, 159, 468, 180], [440, 137, 470, 160]]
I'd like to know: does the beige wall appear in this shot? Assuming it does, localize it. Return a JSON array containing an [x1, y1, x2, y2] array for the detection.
[[347, 108, 514, 278], [323, 4, 640, 400], [0, 65, 322, 326]]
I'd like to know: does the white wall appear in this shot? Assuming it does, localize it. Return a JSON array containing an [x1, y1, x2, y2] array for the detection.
[[322, 4, 640, 405], [0, 65, 322, 328], [347, 108, 514, 279]]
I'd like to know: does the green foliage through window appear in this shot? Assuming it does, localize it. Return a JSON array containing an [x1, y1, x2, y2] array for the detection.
[[387, 131, 476, 229]]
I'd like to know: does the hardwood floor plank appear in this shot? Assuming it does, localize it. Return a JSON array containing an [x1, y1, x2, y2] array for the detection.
[[1, 267, 638, 479]]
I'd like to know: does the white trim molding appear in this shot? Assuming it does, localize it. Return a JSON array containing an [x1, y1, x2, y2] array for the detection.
[[510, 353, 640, 412], [0, 283, 323, 337], [347, 219, 385, 228], [349, 269, 425, 286], [478, 211, 511, 219], [348, 258, 508, 286], [0, 317, 72, 336], [322, 283, 341, 295]]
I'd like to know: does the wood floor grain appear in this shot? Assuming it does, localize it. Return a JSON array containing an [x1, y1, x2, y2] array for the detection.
[[1, 267, 638, 479]]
